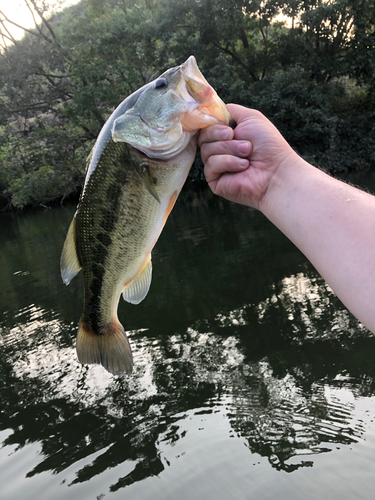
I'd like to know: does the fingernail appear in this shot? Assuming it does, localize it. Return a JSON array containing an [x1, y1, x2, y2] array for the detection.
[[239, 159, 249, 168], [239, 142, 250, 155], [220, 129, 231, 140]]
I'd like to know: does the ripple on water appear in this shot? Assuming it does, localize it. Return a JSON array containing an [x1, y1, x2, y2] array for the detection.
[[0, 291, 374, 493], [224, 366, 368, 471]]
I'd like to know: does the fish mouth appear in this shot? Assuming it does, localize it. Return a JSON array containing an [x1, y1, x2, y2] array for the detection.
[[178, 56, 234, 130]]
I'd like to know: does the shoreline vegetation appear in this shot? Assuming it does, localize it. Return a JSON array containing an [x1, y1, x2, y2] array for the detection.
[[1, 0, 374, 211]]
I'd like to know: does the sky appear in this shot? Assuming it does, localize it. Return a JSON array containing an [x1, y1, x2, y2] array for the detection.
[[0, 0, 80, 43]]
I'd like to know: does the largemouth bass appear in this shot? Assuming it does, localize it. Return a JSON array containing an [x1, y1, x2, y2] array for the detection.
[[60, 56, 233, 375]]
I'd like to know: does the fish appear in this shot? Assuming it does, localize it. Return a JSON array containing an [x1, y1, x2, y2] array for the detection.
[[60, 56, 234, 375]]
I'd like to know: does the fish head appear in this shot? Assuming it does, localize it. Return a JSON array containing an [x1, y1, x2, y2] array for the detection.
[[112, 56, 233, 159]]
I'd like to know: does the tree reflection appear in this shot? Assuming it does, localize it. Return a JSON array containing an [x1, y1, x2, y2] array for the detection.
[[1, 190, 375, 493]]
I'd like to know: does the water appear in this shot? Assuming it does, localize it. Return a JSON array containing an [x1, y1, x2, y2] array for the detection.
[[1, 185, 375, 500]]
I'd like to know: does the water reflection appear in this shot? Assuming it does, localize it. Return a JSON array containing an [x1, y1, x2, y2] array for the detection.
[[1, 187, 375, 498]]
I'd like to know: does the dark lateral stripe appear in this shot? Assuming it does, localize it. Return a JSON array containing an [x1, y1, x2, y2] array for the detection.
[[80, 142, 139, 332]]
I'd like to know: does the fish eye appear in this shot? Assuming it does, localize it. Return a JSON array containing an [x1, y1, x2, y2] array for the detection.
[[155, 78, 168, 90]]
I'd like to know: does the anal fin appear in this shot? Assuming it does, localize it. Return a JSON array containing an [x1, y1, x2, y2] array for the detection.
[[123, 257, 152, 305]]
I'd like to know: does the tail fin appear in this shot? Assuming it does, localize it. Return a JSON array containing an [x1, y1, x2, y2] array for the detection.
[[76, 319, 133, 375]]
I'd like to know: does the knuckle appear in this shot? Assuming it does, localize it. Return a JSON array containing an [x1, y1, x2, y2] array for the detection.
[[223, 155, 236, 169], [204, 155, 215, 171]]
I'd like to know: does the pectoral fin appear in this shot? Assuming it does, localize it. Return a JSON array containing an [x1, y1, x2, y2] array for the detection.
[[60, 216, 82, 285], [123, 257, 152, 305], [142, 163, 160, 203]]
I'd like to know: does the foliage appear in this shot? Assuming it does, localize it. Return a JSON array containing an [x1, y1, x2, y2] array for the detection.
[[0, 0, 375, 208]]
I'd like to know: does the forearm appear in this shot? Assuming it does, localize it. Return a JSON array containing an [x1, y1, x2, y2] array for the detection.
[[199, 105, 375, 331], [261, 157, 375, 332]]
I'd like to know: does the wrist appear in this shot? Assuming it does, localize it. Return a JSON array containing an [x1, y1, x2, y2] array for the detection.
[[259, 151, 310, 219]]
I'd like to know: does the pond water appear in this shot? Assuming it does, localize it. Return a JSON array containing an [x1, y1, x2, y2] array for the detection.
[[1, 181, 375, 500]]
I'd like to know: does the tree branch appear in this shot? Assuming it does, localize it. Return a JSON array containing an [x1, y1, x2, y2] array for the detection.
[[0, 10, 37, 38], [23, 0, 54, 44], [259, 20, 268, 54], [0, 16, 19, 45], [35, 69, 73, 99], [26, 0, 62, 48], [0, 29, 17, 45], [238, 27, 249, 50], [259, 20, 269, 79], [36, 69, 71, 79], [10, 96, 71, 113], [212, 41, 258, 81]]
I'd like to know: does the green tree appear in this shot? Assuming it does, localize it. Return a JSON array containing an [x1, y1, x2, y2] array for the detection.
[[0, 0, 162, 208], [1, 0, 375, 208]]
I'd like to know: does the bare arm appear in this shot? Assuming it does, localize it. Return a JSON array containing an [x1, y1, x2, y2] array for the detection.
[[199, 104, 375, 332]]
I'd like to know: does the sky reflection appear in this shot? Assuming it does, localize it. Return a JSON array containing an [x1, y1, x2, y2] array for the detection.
[[1, 193, 375, 499]]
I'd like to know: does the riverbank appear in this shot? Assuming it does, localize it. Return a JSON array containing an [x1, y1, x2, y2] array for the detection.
[[3, 164, 375, 214]]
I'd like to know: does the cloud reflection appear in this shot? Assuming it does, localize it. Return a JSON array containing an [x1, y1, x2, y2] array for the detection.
[[1, 197, 375, 497], [1, 269, 374, 489]]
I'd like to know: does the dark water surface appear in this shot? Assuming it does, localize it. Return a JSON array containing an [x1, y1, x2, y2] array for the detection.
[[1, 184, 375, 500]]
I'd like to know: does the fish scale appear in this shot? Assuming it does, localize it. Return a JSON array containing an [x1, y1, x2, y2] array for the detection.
[[78, 143, 157, 324], [60, 56, 233, 375]]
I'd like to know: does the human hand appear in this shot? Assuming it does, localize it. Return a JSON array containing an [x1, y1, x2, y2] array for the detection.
[[198, 104, 301, 210]]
